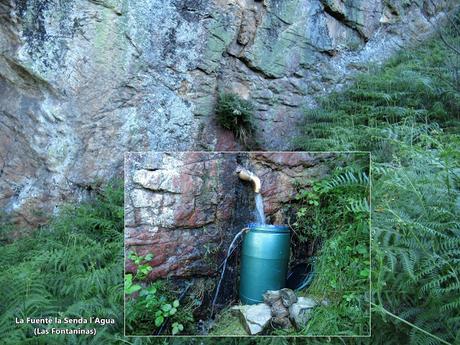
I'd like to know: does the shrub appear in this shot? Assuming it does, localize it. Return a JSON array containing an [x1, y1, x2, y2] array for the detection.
[[215, 92, 256, 147], [124, 252, 192, 336]]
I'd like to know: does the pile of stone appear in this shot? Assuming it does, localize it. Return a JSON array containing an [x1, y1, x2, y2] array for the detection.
[[231, 288, 321, 335]]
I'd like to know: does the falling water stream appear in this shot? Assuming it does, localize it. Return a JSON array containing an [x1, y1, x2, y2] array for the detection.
[[211, 193, 267, 317], [254, 193, 266, 224]]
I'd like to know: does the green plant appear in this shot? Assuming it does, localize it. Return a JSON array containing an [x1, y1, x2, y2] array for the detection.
[[128, 251, 153, 280], [292, 163, 371, 336], [124, 253, 187, 336], [171, 322, 184, 335], [215, 92, 256, 147], [370, 142, 460, 345], [295, 16, 460, 344], [155, 300, 180, 327], [124, 274, 141, 295], [0, 180, 125, 344]]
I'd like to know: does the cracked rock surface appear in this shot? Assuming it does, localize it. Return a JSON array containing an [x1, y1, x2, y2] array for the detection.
[[289, 297, 318, 328], [0, 0, 455, 224], [237, 303, 272, 335], [124, 152, 334, 279]]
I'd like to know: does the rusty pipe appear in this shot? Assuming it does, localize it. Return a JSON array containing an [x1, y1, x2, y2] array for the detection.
[[236, 167, 261, 193]]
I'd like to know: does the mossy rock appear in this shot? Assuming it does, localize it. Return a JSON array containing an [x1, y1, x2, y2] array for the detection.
[[209, 309, 247, 336]]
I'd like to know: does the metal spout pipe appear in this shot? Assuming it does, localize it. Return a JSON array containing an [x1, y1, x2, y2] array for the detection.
[[236, 167, 261, 193]]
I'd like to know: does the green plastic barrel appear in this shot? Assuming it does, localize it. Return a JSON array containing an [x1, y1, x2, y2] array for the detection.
[[239, 224, 290, 305]]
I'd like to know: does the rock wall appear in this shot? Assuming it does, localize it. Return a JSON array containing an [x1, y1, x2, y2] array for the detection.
[[124, 152, 333, 279], [0, 0, 456, 224]]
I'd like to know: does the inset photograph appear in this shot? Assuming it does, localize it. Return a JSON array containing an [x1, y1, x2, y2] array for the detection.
[[124, 152, 370, 336]]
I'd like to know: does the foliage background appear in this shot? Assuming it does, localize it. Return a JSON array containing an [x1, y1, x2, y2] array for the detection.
[[289, 162, 371, 336]]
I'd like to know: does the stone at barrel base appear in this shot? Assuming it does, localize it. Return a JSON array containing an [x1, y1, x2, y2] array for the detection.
[[233, 303, 272, 335], [289, 297, 318, 329], [270, 298, 289, 318], [263, 290, 281, 305], [229, 292, 325, 334], [279, 288, 297, 307], [272, 316, 293, 329]]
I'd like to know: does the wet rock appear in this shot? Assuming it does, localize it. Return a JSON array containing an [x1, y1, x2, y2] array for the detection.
[[271, 299, 289, 318], [280, 288, 298, 307], [289, 297, 318, 328], [272, 316, 293, 329], [263, 290, 281, 305], [238, 303, 272, 335]]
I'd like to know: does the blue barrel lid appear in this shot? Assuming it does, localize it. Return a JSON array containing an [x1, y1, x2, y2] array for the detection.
[[248, 223, 289, 233]]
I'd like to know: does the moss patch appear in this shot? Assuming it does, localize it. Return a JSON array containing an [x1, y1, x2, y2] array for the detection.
[[209, 308, 247, 336]]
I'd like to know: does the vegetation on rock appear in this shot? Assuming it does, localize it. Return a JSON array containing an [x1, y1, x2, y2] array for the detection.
[[215, 92, 256, 148], [125, 252, 191, 336], [288, 161, 371, 336]]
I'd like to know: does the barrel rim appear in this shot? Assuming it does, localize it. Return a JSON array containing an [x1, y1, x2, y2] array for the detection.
[[248, 223, 290, 233]]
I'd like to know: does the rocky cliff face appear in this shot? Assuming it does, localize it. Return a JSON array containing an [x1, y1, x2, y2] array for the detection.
[[124, 152, 333, 279], [0, 0, 455, 224]]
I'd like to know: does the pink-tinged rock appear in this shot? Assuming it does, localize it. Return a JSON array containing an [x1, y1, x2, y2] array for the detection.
[[174, 205, 215, 228], [252, 152, 318, 168], [125, 226, 220, 280], [215, 128, 239, 151], [182, 152, 212, 166], [125, 152, 334, 279], [174, 173, 204, 196]]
